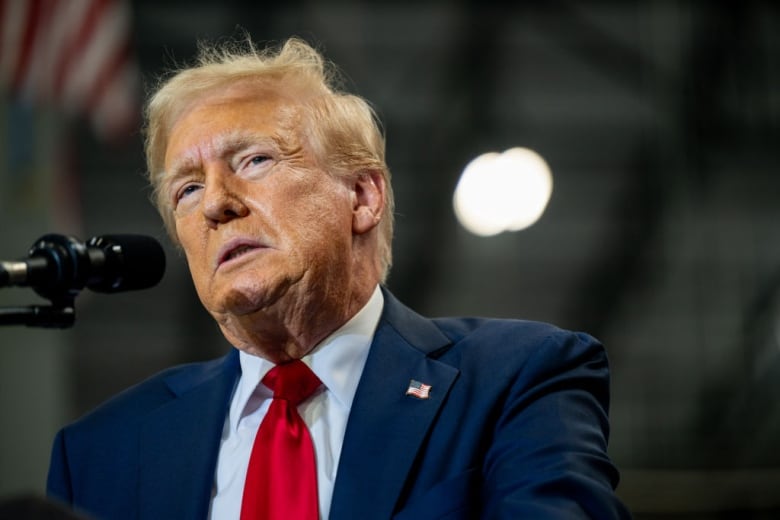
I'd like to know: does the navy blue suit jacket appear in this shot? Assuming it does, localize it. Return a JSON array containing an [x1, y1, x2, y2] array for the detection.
[[47, 290, 630, 519]]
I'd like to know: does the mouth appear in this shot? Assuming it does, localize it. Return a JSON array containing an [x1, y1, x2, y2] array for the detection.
[[217, 239, 266, 268], [224, 245, 256, 262]]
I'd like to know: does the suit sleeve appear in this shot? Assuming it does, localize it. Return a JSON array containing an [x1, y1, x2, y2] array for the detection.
[[481, 331, 631, 519], [46, 429, 74, 506]]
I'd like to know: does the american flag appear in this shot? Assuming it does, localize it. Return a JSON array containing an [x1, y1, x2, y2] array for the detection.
[[405, 380, 432, 400], [0, 0, 140, 141]]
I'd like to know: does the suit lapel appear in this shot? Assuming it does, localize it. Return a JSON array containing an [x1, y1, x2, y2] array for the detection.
[[139, 350, 239, 519], [330, 290, 458, 519]]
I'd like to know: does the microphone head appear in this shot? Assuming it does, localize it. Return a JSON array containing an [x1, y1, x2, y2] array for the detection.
[[86, 234, 166, 293]]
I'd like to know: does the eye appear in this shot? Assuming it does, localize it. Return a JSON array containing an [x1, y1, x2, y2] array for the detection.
[[175, 183, 202, 204], [238, 153, 271, 172]]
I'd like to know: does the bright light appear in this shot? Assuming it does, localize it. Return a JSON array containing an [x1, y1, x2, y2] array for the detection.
[[453, 147, 553, 236]]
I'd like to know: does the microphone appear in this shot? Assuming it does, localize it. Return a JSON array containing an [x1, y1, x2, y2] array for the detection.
[[0, 234, 166, 300]]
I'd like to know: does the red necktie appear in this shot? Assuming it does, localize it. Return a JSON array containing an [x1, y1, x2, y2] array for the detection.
[[241, 360, 322, 520]]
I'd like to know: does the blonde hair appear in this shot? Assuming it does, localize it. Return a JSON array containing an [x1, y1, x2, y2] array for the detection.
[[144, 37, 394, 280]]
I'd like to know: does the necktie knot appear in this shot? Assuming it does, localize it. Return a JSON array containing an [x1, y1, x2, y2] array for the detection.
[[262, 360, 321, 406]]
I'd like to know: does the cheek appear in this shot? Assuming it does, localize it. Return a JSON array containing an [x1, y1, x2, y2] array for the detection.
[[272, 176, 349, 236], [175, 220, 209, 278], [296, 204, 353, 269], [175, 211, 208, 248], [183, 251, 209, 296], [296, 191, 351, 239]]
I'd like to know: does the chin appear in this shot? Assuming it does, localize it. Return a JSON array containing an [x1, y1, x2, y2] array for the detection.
[[215, 276, 295, 316], [214, 288, 268, 316]]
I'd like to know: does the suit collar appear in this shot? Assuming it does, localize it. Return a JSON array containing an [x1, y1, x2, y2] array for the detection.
[[330, 288, 458, 519], [163, 348, 240, 396], [378, 287, 452, 355], [139, 349, 239, 519]]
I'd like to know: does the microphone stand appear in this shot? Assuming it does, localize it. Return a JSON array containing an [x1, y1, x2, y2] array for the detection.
[[0, 301, 76, 328], [1, 267, 78, 328]]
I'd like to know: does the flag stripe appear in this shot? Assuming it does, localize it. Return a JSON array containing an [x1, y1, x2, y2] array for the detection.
[[31, 0, 82, 100], [66, 0, 129, 112], [85, 39, 131, 116], [90, 47, 138, 137], [54, 0, 110, 101], [10, 0, 41, 91], [1, 0, 139, 141], [17, 0, 59, 100]]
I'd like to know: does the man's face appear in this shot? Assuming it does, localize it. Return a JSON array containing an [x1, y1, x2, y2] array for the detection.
[[163, 85, 356, 332]]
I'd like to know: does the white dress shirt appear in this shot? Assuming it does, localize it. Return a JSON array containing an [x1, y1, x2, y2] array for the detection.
[[209, 286, 384, 519]]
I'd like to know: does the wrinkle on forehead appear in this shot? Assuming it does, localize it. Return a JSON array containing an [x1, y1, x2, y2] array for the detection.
[[166, 78, 311, 138], [163, 88, 306, 180]]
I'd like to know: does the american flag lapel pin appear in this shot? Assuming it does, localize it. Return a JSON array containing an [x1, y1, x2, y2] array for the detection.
[[406, 379, 432, 400]]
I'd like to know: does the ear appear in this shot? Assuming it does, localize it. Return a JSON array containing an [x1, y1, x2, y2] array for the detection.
[[351, 169, 386, 235]]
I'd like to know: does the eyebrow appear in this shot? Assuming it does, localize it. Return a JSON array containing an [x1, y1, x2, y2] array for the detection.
[[165, 130, 281, 182]]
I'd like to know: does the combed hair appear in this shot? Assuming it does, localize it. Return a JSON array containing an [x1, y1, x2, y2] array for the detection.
[[143, 37, 394, 280]]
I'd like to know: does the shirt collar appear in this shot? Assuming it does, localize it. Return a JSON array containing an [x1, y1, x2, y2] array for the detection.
[[308, 285, 383, 410], [231, 285, 384, 431]]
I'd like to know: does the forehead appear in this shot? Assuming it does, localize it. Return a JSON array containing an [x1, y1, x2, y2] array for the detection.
[[164, 82, 302, 167]]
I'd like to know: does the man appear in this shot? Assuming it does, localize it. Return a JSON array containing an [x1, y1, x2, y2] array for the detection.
[[47, 37, 630, 519]]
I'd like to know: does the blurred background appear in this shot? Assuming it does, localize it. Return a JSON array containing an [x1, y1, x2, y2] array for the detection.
[[1, 0, 778, 517]]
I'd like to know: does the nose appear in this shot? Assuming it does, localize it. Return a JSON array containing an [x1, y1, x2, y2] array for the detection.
[[201, 170, 249, 226]]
